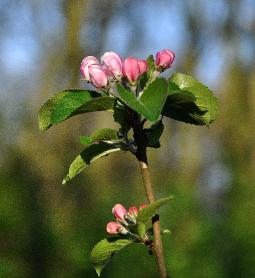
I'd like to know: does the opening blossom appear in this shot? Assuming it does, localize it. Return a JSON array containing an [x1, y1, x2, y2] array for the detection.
[[88, 64, 109, 88], [80, 48, 175, 89], [101, 51, 123, 78], [112, 204, 127, 220], [80, 56, 100, 80]]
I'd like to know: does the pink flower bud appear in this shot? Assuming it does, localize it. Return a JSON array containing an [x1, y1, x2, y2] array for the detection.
[[80, 56, 100, 80], [88, 64, 109, 88], [155, 49, 175, 69], [128, 206, 138, 217], [123, 57, 143, 83], [138, 59, 148, 75], [106, 222, 122, 234], [139, 204, 148, 210], [101, 51, 123, 78], [112, 204, 127, 220]]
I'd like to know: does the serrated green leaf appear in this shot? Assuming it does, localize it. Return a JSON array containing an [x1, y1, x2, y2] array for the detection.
[[116, 78, 167, 122], [38, 89, 115, 131], [137, 196, 174, 237], [162, 73, 219, 125], [63, 143, 121, 184], [91, 237, 134, 276], [145, 120, 164, 148]]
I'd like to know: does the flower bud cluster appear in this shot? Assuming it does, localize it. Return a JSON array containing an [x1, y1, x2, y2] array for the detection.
[[80, 49, 175, 89], [106, 203, 147, 235]]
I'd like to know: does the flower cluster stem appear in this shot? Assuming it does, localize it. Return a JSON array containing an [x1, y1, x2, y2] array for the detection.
[[133, 114, 169, 278], [139, 160, 170, 278]]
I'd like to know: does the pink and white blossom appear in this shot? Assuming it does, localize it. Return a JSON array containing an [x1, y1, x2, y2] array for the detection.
[[101, 51, 123, 78], [88, 64, 109, 88], [80, 56, 100, 80], [106, 222, 122, 234], [112, 204, 127, 220]]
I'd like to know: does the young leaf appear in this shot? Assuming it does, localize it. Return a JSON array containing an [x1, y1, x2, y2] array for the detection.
[[91, 237, 134, 276], [80, 128, 120, 147], [91, 128, 119, 142], [137, 196, 174, 237], [145, 120, 164, 148], [139, 77, 168, 121], [139, 55, 156, 90], [38, 89, 115, 131], [63, 143, 122, 184], [162, 73, 219, 125], [116, 78, 167, 122]]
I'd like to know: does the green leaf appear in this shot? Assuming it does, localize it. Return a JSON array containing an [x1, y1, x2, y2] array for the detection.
[[137, 196, 174, 237], [162, 73, 219, 125], [80, 136, 92, 146], [139, 55, 156, 90], [113, 105, 132, 135], [80, 128, 120, 147], [91, 128, 119, 142], [145, 120, 164, 148], [116, 78, 167, 122], [38, 89, 115, 131], [63, 143, 121, 184], [146, 55, 156, 73], [91, 237, 134, 276]]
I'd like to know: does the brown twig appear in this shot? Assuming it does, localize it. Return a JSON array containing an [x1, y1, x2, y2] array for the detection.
[[133, 114, 170, 278]]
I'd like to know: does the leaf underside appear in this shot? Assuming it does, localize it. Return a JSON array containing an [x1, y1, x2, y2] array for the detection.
[[137, 196, 174, 236], [91, 237, 134, 276], [63, 142, 121, 184]]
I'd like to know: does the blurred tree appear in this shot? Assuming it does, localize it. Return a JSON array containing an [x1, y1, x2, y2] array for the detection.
[[0, 0, 255, 277]]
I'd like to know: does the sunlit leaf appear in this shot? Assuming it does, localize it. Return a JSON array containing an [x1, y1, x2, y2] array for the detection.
[[162, 73, 219, 125], [137, 196, 174, 236], [116, 78, 167, 122], [91, 237, 134, 276], [38, 89, 115, 131], [63, 143, 121, 184]]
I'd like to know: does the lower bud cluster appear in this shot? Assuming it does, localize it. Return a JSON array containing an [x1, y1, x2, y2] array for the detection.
[[106, 203, 147, 236]]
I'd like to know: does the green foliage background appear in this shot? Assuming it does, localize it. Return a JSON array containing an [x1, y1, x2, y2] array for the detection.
[[1, 0, 255, 277]]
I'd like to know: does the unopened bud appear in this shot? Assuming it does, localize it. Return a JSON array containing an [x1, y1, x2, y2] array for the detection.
[[106, 221, 122, 234], [155, 49, 175, 70], [112, 204, 127, 220]]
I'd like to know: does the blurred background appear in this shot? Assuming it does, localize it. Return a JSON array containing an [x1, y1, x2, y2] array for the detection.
[[1, 0, 255, 277]]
